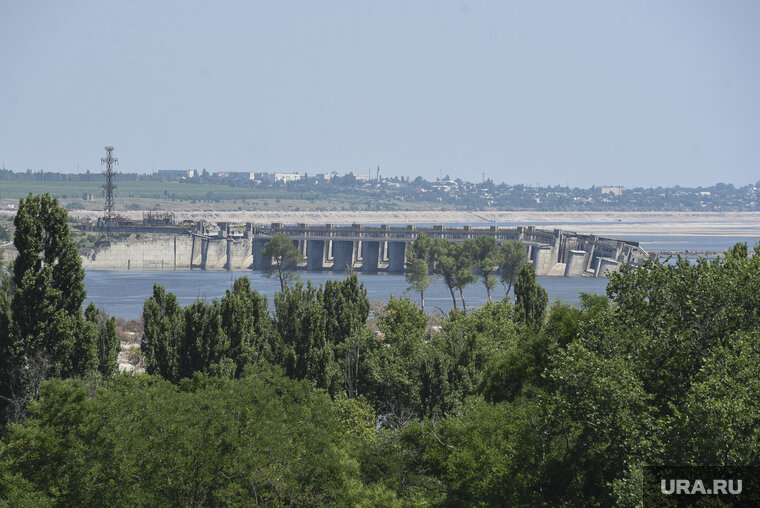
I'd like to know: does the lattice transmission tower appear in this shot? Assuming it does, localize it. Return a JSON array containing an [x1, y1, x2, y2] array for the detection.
[[98, 145, 119, 238]]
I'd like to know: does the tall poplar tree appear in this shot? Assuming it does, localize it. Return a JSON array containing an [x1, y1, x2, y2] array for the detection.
[[513, 264, 548, 331], [405, 233, 436, 312], [84, 303, 120, 377], [323, 275, 370, 398], [500, 239, 528, 300], [0, 194, 97, 422], [432, 238, 460, 311], [470, 236, 503, 303], [274, 281, 339, 393], [179, 300, 229, 379], [452, 242, 478, 311], [142, 284, 184, 381], [219, 277, 273, 373]]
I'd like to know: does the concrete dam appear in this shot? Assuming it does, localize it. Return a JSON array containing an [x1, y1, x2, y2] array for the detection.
[[81, 222, 649, 277]]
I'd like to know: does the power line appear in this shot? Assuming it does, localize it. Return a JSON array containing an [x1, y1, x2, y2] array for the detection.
[[98, 146, 119, 239]]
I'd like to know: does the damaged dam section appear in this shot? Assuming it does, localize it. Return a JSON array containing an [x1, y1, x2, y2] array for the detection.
[[81, 222, 649, 277]]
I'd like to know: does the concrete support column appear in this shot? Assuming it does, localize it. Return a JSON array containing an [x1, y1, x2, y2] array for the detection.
[[355, 241, 363, 260], [200, 238, 209, 270], [585, 243, 596, 274], [377, 241, 390, 270], [190, 235, 203, 269], [296, 239, 307, 269], [597, 258, 621, 277], [564, 250, 587, 277], [553, 229, 562, 262], [533, 245, 553, 276], [353, 241, 363, 270]]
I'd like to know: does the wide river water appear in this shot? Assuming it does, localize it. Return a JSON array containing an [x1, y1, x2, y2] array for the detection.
[[84, 271, 610, 319], [83, 233, 759, 319]]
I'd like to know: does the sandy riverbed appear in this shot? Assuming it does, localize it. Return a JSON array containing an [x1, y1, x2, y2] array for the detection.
[[2, 209, 760, 238]]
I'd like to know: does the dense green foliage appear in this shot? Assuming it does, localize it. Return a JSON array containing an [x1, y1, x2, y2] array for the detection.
[[3, 194, 760, 505], [142, 278, 272, 383], [0, 370, 397, 506]]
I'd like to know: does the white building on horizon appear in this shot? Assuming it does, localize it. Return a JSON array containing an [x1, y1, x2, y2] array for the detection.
[[254, 172, 302, 183]]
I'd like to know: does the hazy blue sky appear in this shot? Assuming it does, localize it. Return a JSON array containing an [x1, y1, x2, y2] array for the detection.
[[1, 1, 758, 187]]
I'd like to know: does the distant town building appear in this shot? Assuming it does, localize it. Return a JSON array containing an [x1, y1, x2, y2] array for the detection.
[[254, 172, 302, 183], [600, 186, 624, 196], [275, 172, 302, 182]]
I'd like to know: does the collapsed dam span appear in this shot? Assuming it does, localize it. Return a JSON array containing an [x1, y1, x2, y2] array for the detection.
[[81, 222, 649, 277]]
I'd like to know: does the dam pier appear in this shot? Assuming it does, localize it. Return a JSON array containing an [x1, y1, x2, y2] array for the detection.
[[81, 222, 649, 277]]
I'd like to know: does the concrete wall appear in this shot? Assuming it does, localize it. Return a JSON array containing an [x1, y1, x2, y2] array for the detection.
[[597, 258, 621, 277], [564, 250, 587, 277], [532, 245, 554, 276], [227, 239, 254, 270], [83, 236, 193, 270], [204, 238, 228, 270]]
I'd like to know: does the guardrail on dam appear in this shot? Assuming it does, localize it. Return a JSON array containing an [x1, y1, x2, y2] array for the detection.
[[82, 222, 648, 277]]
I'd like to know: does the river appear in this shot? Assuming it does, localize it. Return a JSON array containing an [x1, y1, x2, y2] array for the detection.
[[83, 270, 610, 319]]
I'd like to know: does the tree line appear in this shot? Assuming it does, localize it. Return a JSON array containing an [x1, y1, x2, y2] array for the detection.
[[1, 194, 759, 506], [405, 232, 528, 311]]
